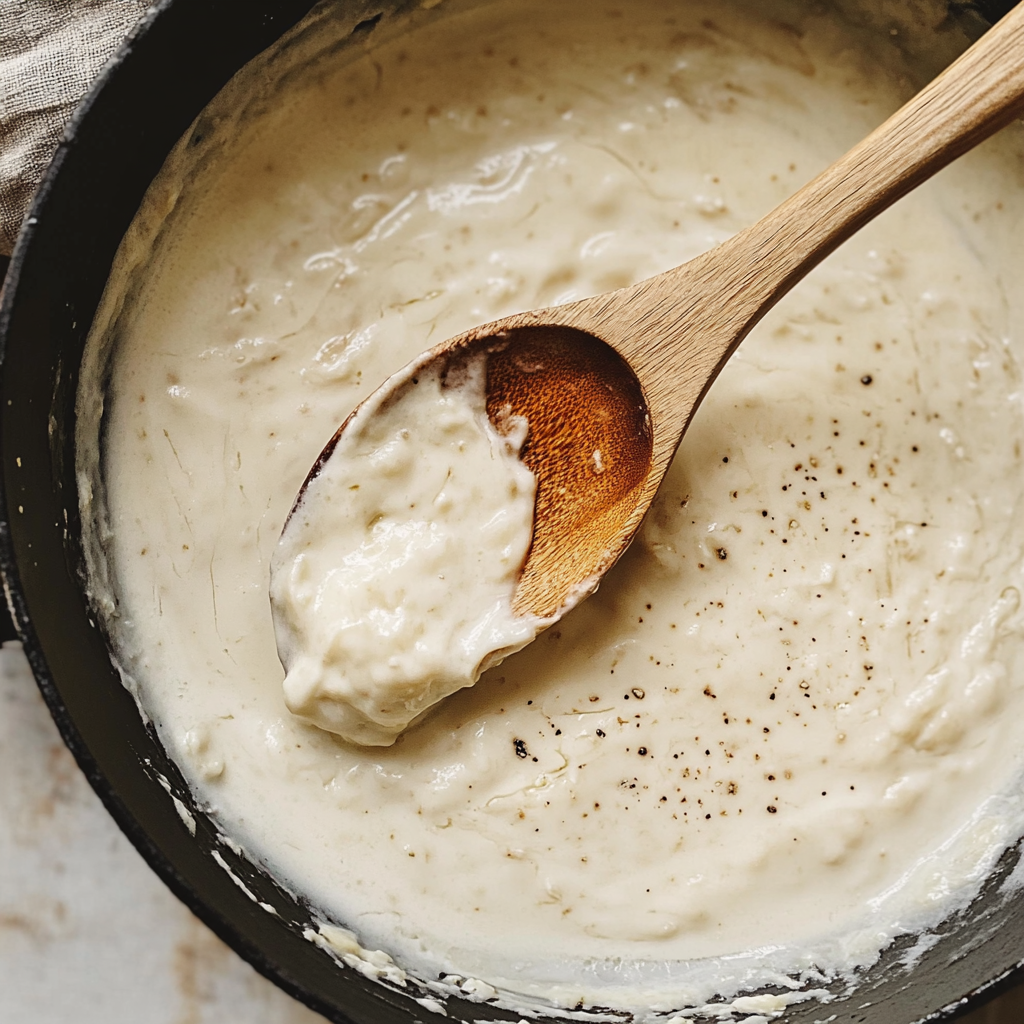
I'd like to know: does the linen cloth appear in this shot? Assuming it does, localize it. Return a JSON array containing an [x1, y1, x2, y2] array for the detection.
[[0, 0, 151, 255]]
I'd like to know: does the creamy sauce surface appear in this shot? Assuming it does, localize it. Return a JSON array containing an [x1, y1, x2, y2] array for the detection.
[[78, 0, 1024, 1012]]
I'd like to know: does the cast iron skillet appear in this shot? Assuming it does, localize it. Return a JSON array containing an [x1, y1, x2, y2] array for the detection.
[[1, 1, 1023, 1021]]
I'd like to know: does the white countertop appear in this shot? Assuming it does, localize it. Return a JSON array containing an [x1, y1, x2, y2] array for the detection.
[[0, 642, 324, 1024], [1, 640, 1021, 1023]]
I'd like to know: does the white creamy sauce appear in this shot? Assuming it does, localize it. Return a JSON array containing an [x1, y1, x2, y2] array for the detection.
[[77, 0, 1024, 1016], [271, 357, 542, 746]]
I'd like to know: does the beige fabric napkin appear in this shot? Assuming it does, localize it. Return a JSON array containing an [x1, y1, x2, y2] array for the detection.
[[0, 0, 151, 255]]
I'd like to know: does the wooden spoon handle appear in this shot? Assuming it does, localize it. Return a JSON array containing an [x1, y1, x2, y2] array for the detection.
[[614, 2, 1024, 402], [722, 1, 1024, 325]]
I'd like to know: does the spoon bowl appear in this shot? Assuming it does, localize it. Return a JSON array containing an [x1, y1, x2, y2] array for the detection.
[[483, 324, 652, 617]]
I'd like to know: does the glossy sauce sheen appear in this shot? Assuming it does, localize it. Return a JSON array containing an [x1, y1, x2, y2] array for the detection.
[[79, 0, 1024, 1011]]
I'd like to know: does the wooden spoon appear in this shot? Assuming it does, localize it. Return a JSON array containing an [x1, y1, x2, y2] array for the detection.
[[295, 5, 1024, 624]]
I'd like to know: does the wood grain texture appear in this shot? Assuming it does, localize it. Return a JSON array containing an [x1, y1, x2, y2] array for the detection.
[[303, 3, 1024, 621]]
